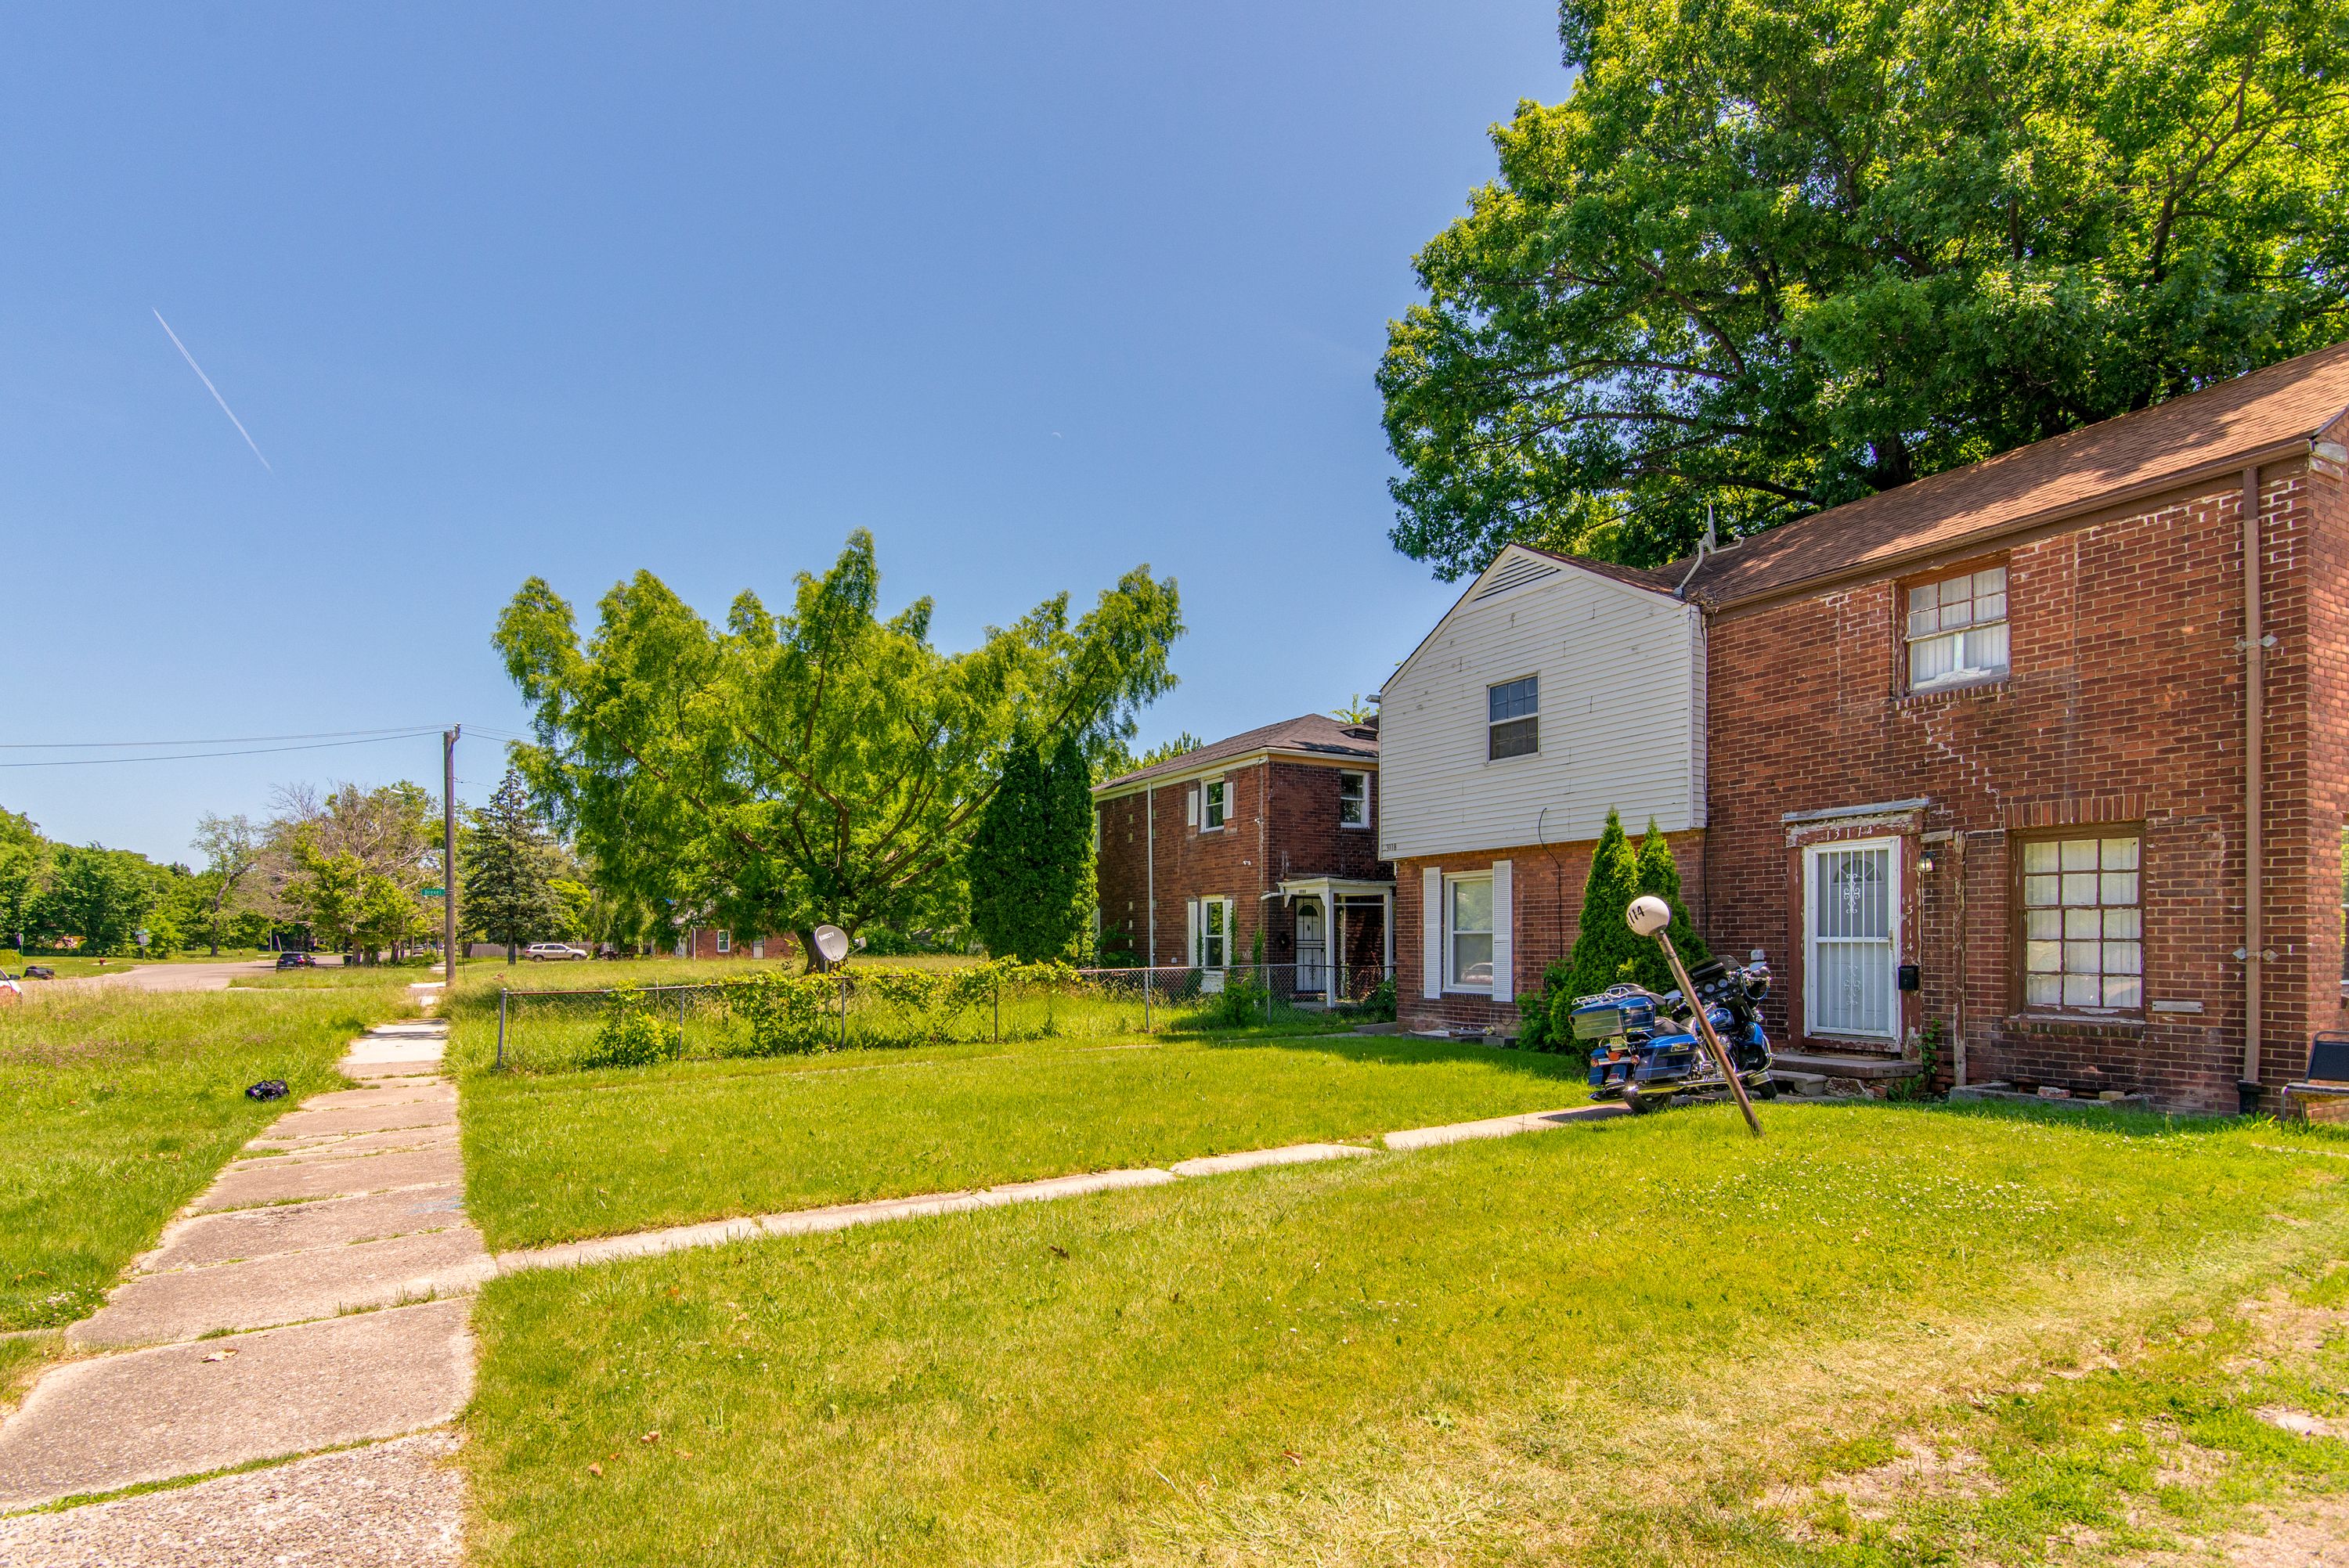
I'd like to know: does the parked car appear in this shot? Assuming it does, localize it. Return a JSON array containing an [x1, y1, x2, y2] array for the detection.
[[275, 952, 317, 970], [22, 964, 54, 980], [524, 943, 589, 961]]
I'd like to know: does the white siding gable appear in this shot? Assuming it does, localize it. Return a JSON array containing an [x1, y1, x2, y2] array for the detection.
[[1379, 545, 1705, 861]]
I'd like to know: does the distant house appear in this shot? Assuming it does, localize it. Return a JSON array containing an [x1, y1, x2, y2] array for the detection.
[[673, 928, 795, 961], [1093, 715, 1393, 998], [1380, 341, 2349, 1112]]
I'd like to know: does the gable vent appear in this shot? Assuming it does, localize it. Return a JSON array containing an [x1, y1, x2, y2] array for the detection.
[[1473, 555, 1561, 600]]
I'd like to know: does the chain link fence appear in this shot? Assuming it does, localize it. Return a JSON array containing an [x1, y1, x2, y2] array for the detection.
[[485, 961, 1396, 1072]]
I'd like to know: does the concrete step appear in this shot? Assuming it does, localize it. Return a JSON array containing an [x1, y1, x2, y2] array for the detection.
[[1772, 1051, 1921, 1080]]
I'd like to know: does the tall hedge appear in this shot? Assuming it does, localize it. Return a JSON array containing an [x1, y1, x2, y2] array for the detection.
[[1625, 817, 1711, 994], [1519, 809, 1709, 1051]]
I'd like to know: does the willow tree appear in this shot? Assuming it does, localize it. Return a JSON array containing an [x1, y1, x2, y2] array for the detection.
[[495, 530, 1182, 965]]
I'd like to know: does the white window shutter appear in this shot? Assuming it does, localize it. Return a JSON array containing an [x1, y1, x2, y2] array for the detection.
[[1186, 899, 1200, 965], [1421, 867, 1443, 999], [1187, 787, 1199, 828], [1491, 860, 1514, 1004]]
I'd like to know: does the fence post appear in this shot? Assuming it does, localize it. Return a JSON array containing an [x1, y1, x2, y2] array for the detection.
[[677, 987, 687, 1057], [1143, 967, 1152, 1034], [993, 978, 1000, 1044], [1265, 964, 1272, 1024], [496, 987, 507, 1069], [839, 973, 848, 1049]]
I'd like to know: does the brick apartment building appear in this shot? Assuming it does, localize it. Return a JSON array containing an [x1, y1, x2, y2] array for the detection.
[[1379, 342, 2349, 1112], [1093, 715, 1393, 998]]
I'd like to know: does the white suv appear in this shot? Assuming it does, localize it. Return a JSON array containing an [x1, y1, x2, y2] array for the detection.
[[524, 943, 588, 961]]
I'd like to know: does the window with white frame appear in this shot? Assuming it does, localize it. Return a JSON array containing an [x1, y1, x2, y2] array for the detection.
[[1203, 778, 1227, 831], [1337, 770, 1369, 827], [1446, 874, 1493, 990], [1196, 897, 1232, 969], [1487, 676, 1539, 759], [715, 929, 731, 954], [2021, 833, 2142, 1012], [1907, 566, 2009, 690]]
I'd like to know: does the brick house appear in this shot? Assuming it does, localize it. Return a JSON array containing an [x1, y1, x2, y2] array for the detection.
[[1380, 343, 2349, 1112], [1093, 715, 1393, 997], [673, 927, 796, 961]]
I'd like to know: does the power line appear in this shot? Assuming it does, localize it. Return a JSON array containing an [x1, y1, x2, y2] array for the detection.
[[0, 725, 443, 751], [0, 731, 446, 770]]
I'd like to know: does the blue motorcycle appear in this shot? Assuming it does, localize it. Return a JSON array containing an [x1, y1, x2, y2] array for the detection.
[[1571, 953, 1777, 1116]]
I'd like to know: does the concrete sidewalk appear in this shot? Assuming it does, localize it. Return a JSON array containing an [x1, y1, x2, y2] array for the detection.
[[0, 1015, 475, 1563]]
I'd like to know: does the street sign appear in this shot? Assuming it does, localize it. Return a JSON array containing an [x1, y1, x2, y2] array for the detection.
[[420, 886, 446, 898]]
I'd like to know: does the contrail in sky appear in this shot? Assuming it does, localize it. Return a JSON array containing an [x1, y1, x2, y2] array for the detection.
[[152, 308, 272, 471]]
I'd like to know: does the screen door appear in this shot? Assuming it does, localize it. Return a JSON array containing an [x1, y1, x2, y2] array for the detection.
[[1805, 839, 1898, 1039]]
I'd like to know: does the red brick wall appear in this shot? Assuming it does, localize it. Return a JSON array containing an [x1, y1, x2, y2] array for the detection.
[[680, 928, 794, 961], [1095, 759, 1391, 968], [1705, 460, 2334, 1111], [1394, 831, 1706, 1034]]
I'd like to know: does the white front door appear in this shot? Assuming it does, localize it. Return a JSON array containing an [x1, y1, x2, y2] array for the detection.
[[1295, 898, 1326, 995], [1804, 838, 1900, 1040]]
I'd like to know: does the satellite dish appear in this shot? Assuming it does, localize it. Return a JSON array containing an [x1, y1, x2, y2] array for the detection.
[[1625, 896, 1672, 938], [812, 925, 851, 964]]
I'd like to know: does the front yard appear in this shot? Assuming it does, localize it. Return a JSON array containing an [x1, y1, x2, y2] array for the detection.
[[457, 1029, 1591, 1251], [461, 1101, 2349, 1566]]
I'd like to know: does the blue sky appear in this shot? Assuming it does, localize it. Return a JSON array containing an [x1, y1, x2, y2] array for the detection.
[[0, 3, 1564, 863]]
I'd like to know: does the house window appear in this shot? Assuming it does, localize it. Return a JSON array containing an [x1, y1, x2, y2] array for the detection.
[[1196, 897, 1232, 969], [2021, 833, 2142, 1012], [1446, 874, 1493, 990], [715, 929, 731, 954], [1203, 778, 1227, 831], [1338, 770, 1369, 827], [1907, 566, 2008, 690], [1488, 676, 1539, 759]]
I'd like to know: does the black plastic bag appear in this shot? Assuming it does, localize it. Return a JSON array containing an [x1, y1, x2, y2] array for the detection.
[[244, 1079, 289, 1102]]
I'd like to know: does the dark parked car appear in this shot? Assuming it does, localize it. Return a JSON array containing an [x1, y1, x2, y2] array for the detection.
[[22, 964, 54, 980], [275, 952, 317, 970]]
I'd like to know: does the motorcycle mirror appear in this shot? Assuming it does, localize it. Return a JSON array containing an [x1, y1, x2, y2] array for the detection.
[[1626, 896, 1672, 937]]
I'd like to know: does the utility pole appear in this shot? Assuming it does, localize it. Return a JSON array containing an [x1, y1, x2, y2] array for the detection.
[[443, 726, 460, 986]]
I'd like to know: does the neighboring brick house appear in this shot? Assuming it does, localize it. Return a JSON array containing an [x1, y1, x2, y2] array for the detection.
[[1380, 342, 2349, 1112], [673, 927, 796, 961], [1093, 715, 1393, 998]]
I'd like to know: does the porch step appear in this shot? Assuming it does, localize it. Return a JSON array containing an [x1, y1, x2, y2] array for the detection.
[[1772, 1051, 1921, 1080]]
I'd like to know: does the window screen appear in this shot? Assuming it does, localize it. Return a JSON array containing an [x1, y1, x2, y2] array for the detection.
[[1449, 877, 1493, 989], [1338, 771, 1369, 827], [1907, 567, 2009, 689]]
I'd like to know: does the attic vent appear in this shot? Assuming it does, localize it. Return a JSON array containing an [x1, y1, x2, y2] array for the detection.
[[1474, 556, 1561, 600]]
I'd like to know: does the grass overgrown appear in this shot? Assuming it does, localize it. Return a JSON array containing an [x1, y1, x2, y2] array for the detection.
[[462, 1101, 2349, 1566], [0, 979, 421, 1337], [458, 1030, 1594, 1250]]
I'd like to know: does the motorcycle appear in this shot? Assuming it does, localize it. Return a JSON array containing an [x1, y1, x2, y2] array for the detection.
[[1571, 952, 1777, 1115]]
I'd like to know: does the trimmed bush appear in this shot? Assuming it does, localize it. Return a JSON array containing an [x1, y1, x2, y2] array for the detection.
[[584, 986, 684, 1067]]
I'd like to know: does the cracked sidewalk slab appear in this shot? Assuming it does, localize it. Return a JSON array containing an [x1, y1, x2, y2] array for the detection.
[[0, 1431, 464, 1566], [0, 1300, 474, 1512], [143, 1187, 468, 1274], [1381, 1103, 1622, 1149], [73, 1229, 493, 1349], [1168, 1142, 1374, 1177], [192, 1148, 462, 1214]]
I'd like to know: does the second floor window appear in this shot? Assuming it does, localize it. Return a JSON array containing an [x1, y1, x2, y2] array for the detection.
[[1338, 770, 1369, 827], [1488, 676, 1539, 759], [1907, 566, 2009, 690], [1203, 778, 1226, 831]]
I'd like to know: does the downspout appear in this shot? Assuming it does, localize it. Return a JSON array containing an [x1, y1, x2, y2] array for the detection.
[[2242, 467, 2266, 1116], [1146, 786, 1156, 968]]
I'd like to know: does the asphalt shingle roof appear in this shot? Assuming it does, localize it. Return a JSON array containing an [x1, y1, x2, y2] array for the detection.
[[1095, 713, 1376, 795]]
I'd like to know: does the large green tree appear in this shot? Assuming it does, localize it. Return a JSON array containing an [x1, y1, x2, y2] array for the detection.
[[0, 808, 45, 955], [37, 845, 157, 957], [1382, 0, 2349, 575], [463, 770, 563, 961], [495, 530, 1181, 965]]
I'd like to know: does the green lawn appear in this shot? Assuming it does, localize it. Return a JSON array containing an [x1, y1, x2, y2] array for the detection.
[[459, 1031, 1596, 1251], [462, 1102, 2349, 1566], [0, 980, 421, 1336]]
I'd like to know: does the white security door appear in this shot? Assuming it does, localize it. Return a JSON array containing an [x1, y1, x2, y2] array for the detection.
[[1295, 898, 1326, 996], [1805, 839, 1899, 1040]]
